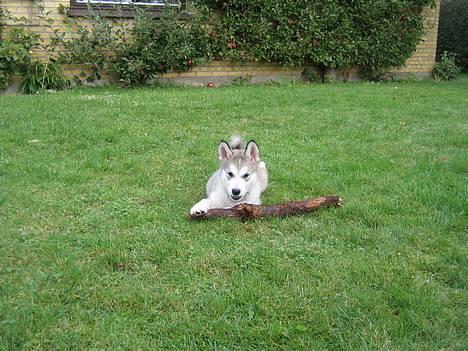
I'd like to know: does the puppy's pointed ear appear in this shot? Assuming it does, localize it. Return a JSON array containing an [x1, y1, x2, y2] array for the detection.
[[245, 140, 260, 162], [218, 140, 232, 161]]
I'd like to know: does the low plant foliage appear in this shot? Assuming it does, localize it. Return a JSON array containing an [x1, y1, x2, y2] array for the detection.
[[111, 7, 212, 86], [0, 27, 38, 89], [20, 61, 69, 93], [196, 0, 435, 79], [0, 4, 69, 93], [0, 0, 437, 88], [436, 0, 468, 72], [432, 51, 462, 81], [60, 7, 121, 84], [58, 5, 213, 86]]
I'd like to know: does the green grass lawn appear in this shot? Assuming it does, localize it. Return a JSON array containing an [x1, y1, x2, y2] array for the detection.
[[1, 77, 467, 350]]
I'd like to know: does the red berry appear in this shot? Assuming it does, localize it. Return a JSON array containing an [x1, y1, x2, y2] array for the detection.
[[207, 82, 215, 88]]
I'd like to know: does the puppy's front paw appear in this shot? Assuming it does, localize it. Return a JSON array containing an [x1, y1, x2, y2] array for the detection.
[[190, 199, 210, 216]]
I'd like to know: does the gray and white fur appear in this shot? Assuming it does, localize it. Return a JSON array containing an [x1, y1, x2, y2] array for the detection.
[[190, 136, 268, 215]]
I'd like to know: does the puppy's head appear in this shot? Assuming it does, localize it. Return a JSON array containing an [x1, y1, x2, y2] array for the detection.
[[218, 140, 260, 202]]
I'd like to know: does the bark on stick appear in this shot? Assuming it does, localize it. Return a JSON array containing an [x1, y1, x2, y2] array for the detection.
[[189, 196, 342, 220]]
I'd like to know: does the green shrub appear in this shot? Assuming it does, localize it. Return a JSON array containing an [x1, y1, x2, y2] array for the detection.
[[60, 9, 117, 83], [1, 0, 437, 89], [20, 61, 69, 94], [437, 0, 468, 72], [59, 6, 212, 86], [0, 8, 5, 36], [197, 0, 434, 78], [432, 51, 461, 81], [1, 4, 66, 92], [0, 28, 38, 89], [112, 6, 212, 86], [59, 1, 434, 85]]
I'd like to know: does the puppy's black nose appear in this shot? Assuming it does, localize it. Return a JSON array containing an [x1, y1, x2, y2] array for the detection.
[[232, 188, 241, 196]]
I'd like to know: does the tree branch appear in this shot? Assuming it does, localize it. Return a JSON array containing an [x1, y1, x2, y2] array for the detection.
[[189, 196, 342, 220]]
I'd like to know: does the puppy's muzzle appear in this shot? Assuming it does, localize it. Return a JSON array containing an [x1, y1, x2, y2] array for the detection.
[[230, 188, 242, 201]]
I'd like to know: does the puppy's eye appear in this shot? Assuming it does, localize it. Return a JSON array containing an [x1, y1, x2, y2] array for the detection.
[[242, 173, 250, 179], [226, 171, 234, 178]]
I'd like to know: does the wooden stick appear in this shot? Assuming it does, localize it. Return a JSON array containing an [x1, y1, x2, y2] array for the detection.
[[189, 196, 342, 220]]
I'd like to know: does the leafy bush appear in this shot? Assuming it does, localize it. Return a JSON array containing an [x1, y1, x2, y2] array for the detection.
[[2, 0, 435, 89], [58, 0, 434, 85], [0, 28, 38, 89], [197, 0, 435, 78], [437, 0, 468, 72], [60, 10, 118, 83], [0, 8, 5, 36], [1, 4, 67, 92], [60, 0, 434, 85], [59, 6, 212, 86], [20, 61, 69, 93], [432, 51, 461, 81], [112, 6, 212, 85]]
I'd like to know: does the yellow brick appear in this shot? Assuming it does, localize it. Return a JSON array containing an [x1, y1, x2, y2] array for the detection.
[[227, 71, 245, 76], [190, 66, 206, 72], [161, 72, 181, 78], [230, 66, 243, 71], [255, 71, 275, 76], [211, 71, 230, 77], [195, 71, 213, 77], [178, 71, 198, 78]]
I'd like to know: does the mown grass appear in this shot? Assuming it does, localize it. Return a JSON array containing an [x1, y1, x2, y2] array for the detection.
[[0, 77, 467, 350]]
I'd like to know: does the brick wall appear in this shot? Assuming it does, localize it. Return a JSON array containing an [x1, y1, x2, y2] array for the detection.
[[390, 1, 441, 78], [1, 0, 69, 60], [1, 0, 441, 86], [160, 61, 305, 87]]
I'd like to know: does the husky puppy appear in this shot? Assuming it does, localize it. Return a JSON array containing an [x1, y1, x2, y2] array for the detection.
[[190, 136, 268, 215]]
